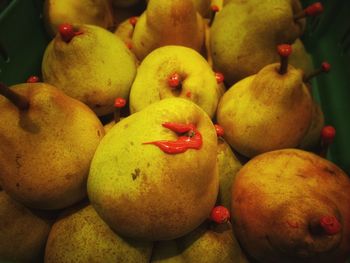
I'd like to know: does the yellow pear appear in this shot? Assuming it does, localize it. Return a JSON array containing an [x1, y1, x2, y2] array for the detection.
[[42, 24, 137, 116], [0, 82, 105, 210], [43, 0, 114, 37], [131, 0, 205, 60], [0, 191, 52, 262], [217, 45, 313, 157], [129, 45, 222, 119], [45, 205, 153, 263], [88, 98, 219, 240], [231, 149, 350, 263], [151, 221, 249, 263], [290, 38, 314, 77]]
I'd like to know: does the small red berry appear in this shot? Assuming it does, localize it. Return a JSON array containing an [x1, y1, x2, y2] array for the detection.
[[186, 91, 192, 98], [129, 16, 138, 27], [114, 98, 126, 108], [321, 125, 336, 144], [321, 62, 331, 72], [210, 206, 230, 224], [320, 215, 341, 235], [59, 23, 76, 43], [305, 2, 323, 16], [277, 44, 292, 57], [215, 72, 224, 84], [27, 75, 40, 83], [211, 5, 220, 12], [214, 124, 224, 137], [168, 73, 181, 89]]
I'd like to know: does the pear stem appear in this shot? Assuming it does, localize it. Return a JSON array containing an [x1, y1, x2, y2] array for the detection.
[[114, 98, 126, 123], [320, 125, 336, 158], [309, 215, 341, 236], [294, 2, 323, 21], [304, 62, 331, 83], [209, 5, 219, 27], [277, 44, 292, 75], [0, 83, 29, 111]]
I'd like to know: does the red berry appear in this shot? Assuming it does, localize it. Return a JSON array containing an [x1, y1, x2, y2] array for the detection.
[[321, 62, 331, 72], [320, 216, 341, 235], [305, 2, 323, 16], [215, 72, 224, 84], [27, 76, 40, 83], [129, 16, 138, 27], [321, 125, 336, 144], [59, 23, 76, 43], [210, 206, 230, 224], [168, 73, 181, 89], [114, 98, 126, 108], [277, 44, 292, 57], [214, 124, 224, 137], [211, 5, 220, 12], [186, 91, 192, 98]]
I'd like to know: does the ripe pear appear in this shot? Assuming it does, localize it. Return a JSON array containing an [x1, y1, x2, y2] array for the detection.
[[216, 137, 242, 209], [42, 24, 137, 116], [43, 0, 114, 37], [0, 82, 105, 210], [0, 191, 52, 263], [88, 98, 219, 240], [131, 0, 205, 60], [217, 46, 313, 158], [231, 149, 350, 263], [289, 38, 314, 77], [45, 205, 153, 263], [210, 0, 306, 85], [129, 45, 222, 119], [151, 221, 249, 263]]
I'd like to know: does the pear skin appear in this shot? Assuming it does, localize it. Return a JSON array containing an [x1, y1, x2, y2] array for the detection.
[[44, 0, 114, 37], [42, 24, 137, 116], [231, 149, 350, 263], [210, 0, 305, 85], [0, 83, 105, 210], [88, 98, 219, 241], [217, 64, 313, 158], [129, 45, 222, 119], [45, 205, 153, 263], [131, 0, 205, 60], [0, 192, 52, 262], [290, 38, 314, 77]]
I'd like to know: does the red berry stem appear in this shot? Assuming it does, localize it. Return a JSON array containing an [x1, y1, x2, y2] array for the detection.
[[0, 83, 29, 111], [294, 2, 323, 20], [319, 125, 336, 158], [114, 98, 126, 123], [304, 62, 331, 83], [277, 44, 292, 75], [310, 215, 341, 236], [209, 5, 219, 27]]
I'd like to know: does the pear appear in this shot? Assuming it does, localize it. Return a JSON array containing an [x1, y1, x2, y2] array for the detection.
[[210, 0, 307, 85], [42, 24, 137, 116], [231, 149, 350, 263], [131, 0, 205, 60], [216, 136, 242, 209], [217, 45, 313, 158], [45, 205, 152, 263], [129, 45, 222, 119], [289, 38, 314, 77], [88, 98, 219, 241], [151, 221, 249, 263], [43, 0, 114, 37], [0, 191, 52, 262], [0, 82, 105, 210]]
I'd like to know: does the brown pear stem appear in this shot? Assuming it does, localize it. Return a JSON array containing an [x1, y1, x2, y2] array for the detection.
[[0, 83, 29, 110], [319, 125, 336, 158], [279, 56, 289, 75], [304, 69, 323, 82], [114, 98, 126, 123], [277, 45, 292, 75], [209, 5, 219, 27]]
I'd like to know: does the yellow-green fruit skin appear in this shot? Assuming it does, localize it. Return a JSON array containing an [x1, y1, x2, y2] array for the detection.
[[231, 149, 350, 263], [129, 46, 221, 119], [44, 205, 152, 263], [0, 83, 105, 210], [42, 24, 137, 116], [217, 65, 313, 158], [88, 98, 219, 241], [0, 192, 51, 263]]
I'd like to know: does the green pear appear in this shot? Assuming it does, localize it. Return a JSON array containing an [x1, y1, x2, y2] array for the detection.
[[216, 138, 242, 209], [131, 0, 205, 60], [0, 191, 52, 262], [231, 149, 350, 263], [217, 47, 313, 158], [42, 24, 137, 116], [88, 98, 219, 241], [45, 205, 153, 263], [0, 82, 105, 210], [290, 38, 314, 77], [210, 0, 306, 85], [129, 45, 222, 119], [43, 0, 114, 37], [151, 221, 249, 263]]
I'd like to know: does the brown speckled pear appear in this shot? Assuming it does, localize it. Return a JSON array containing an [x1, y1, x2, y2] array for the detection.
[[45, 205, 152, 263], [131, 0, 205, 60], [88, 98, 218, 241], [0, 192, 52, 262], [0, 83, 105, 210], [232, 149, 350, 263]]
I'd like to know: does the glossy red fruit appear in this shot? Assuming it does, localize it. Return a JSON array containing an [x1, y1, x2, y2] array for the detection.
[[27, 76, 40, 83], [320, 216, 341, 235], [168, 73, 181, 89], [214, 124, 224, 137], [210, 206, 230, 224], [114, 98, 126, 108], [215, 72, 224, 84], [277, 44, 292, 57]]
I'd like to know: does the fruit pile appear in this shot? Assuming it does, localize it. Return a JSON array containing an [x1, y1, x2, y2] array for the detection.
[[1, 0, 350, 262]]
